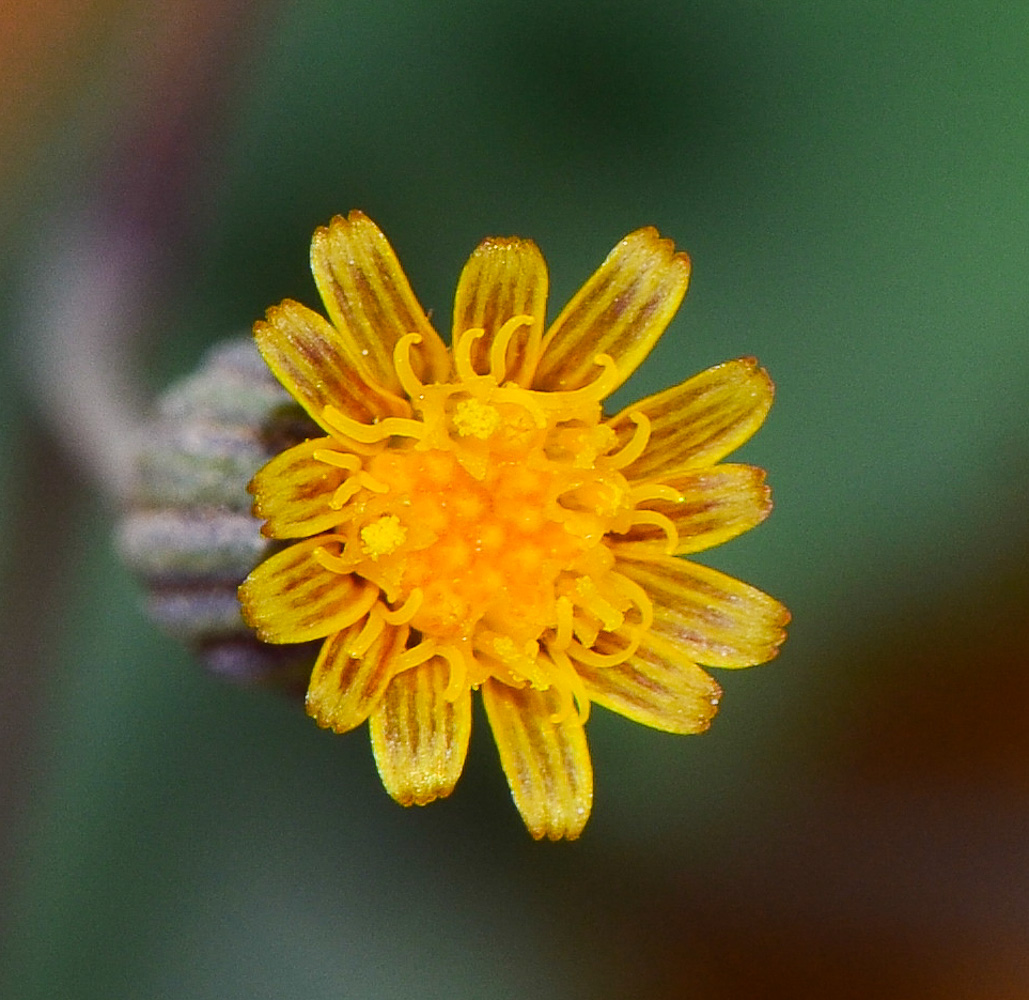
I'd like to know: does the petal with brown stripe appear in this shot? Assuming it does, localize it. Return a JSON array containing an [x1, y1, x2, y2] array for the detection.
[[534, 226, 689, 394], [255, 299, 408, 429], [238, 535, 378, 644], [311, 211, 451, 392], [482, 680, 593, 840], [369, 658, 472, 806], [617, 463, 772, 555], [616, 554, 789, 668], [608, 358, 773, 481], [306, 620, 408, 734], [576, 630, 722, 734], [451, 236, 549, 386], [249, 438, 353, 539]]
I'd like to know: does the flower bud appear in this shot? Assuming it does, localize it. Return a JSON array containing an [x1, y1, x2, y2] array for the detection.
[[117, 338, 320, 689]]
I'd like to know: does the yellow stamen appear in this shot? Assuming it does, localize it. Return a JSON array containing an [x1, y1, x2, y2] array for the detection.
[[323, 404, 426, 444], [545, 647, 591, 725], [454, 327, 487, 381], [438, 644, 469, 701], [357, 471, 390, 494], [392, 639, 438, 674], [329, 478, 362, 510], [485, 633, 547, 687], [313, 450, 362, 472], [392, 332, 427, 399], [606, 571, 655, 633], [628, 509, 680, 554], [533, 354, 620, 410], [348, 610, 387, 658], [491, 384, 548, 428], [488, 314, 534, 383], [491, 634, 521, 661], [380, 588, 424, 625], [552, 595, 574, 651], [573, 575, 625, 632], [607, 412, 651, 469], [452, 397, 501, 439], [312, 538, 354, 574], [629, 483, 682, 504], [360, 514, 407, 559]]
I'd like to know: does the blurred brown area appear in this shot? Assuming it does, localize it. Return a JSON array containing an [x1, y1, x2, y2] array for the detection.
[[572, 537, 1029, 998], [842, 556, 1029, 790]]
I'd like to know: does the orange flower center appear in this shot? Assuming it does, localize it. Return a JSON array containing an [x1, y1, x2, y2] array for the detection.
[[357, 423, 618, 642], [313, 320, 679, 712]]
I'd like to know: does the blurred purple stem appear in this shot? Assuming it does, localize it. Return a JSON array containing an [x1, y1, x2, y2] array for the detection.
[[22, 1, 271, 500]]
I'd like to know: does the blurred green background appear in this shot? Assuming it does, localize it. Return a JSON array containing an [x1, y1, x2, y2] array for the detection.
[[2, 1, 1027, 996]]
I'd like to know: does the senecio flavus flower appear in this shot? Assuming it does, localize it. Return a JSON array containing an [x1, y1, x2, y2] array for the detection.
[[239, 211, 788, 839]]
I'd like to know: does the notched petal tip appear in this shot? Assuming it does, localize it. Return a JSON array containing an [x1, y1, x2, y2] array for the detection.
[[624, 224, 692, 276], [310, 209, 376, 249], [734, 354, 773, 389]]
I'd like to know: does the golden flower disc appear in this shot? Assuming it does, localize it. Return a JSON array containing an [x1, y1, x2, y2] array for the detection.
[[238, 211, 790, 839]]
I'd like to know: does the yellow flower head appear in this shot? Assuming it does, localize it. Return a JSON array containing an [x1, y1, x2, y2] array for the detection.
[[239, 211, 789, 839]]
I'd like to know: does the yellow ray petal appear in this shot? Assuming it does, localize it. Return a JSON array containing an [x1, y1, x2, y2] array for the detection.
[[255, 299, 409, 431], [451, 236, 548, 386], [534, 227, 689, 394], [617, 554, 789, 668], [617, 464, 772, 555], [577, 631, 722, 734], [249, 438, 355, 539], [311, 211, 451, 392], [608, 358, 774, 480], [481, 679, 593, 841], [306, 620, 408, 734], [369, 657, 472, 806], [238, 535, 378, 644]]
